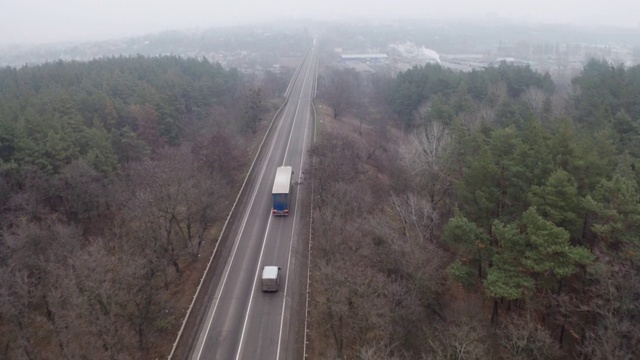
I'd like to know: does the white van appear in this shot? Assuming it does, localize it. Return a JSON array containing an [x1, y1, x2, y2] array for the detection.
[[261, 266, 281, 292]]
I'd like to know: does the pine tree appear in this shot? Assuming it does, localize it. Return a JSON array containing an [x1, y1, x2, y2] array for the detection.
[[484, 220, 534, 301], [584, 173, 640, 254], [529, 168, 582, 238], [443, 212, 491, 281], [521, 207, 594, 288]]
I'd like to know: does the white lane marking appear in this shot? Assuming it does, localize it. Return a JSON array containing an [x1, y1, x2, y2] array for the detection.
[[236, 49, 313, 360], [178, 53, 297, 360], [193, 87, 292, 360], [281, 54, 311, 166], [234, 215, 274, 360], [276, 50, 315, 360]]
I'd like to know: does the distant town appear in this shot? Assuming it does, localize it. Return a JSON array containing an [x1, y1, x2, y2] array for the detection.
[[334, 39, 638, 88], [1, 20, 638, 89]]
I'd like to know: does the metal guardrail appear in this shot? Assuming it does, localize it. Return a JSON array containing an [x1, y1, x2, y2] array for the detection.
[[303, 42, 319, 359]]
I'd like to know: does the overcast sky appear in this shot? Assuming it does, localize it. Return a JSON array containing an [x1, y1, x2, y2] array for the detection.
[[1, 0, 639, 45]]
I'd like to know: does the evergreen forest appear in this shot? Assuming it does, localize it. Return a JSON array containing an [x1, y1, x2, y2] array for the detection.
[[309, 59, 640, 359]]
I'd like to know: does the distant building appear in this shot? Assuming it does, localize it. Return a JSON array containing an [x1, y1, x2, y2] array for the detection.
[[490, 57, 536, 66], [340, 54, 388, 64], [389, 42, 441, 64]]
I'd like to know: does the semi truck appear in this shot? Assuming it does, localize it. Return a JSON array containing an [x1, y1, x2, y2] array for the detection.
[[272, 166, 293, 216], [261, 266, 281, 292]]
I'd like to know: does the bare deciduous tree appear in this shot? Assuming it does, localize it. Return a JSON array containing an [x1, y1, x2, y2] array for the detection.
[[191, 130, 247, 186], [116, 145, 229, 276], [321, 67, 361, 119], [498, 313, 562, 360], [398, 123, 450, 180], [424, 320, 488, 360], [242, 87, 263, 134], [312, 224, 390, 360], [522, 86, 548, 119], [387, 192, 438, 243], [0, 216, 86, 359], [397, 124, 452, 206], [46, 237, 133, 359], [0, 266, 39, 360], [413, 101, 432, 128], [308, 132, 363, 208], [358, 342, 404, 360], [575, 253, 640, 360], [71, 240, 133, 358]]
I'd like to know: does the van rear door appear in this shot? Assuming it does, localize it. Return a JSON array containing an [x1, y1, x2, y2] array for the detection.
[[261, 266, 280, 292]]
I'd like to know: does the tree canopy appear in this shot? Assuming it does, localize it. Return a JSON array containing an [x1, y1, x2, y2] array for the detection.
[[0, 56, 241, 177]]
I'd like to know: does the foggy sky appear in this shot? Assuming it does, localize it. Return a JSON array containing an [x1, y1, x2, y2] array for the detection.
[[1, 0, 639, 45]]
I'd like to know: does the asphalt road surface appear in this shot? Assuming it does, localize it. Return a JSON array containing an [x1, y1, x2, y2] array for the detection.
[[188, 42, 318, 360]]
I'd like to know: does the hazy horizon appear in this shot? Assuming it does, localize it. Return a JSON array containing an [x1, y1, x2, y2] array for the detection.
[[2, 0, 639, 46]]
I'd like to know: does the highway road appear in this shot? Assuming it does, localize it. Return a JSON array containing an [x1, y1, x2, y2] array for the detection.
[[186, 42, 318, 360]]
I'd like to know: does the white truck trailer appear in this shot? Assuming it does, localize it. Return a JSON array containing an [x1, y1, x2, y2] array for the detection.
[[272, 166, 293, 216]]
